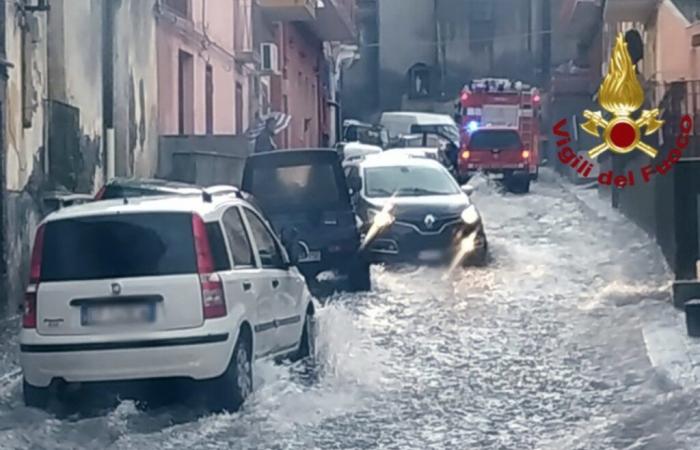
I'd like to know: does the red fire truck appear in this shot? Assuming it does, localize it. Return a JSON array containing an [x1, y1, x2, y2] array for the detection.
[[455, 78, 541, 193]]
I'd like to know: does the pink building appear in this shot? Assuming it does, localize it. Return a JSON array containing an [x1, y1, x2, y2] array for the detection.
[[156, 0, 254, 135], [257, 0, 357, 148]]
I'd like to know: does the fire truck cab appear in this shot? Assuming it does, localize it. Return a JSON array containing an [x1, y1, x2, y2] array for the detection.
[[455, 78, 542, 193]]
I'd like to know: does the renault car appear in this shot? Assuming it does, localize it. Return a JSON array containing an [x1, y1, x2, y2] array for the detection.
[[345, 153, 487, 266]]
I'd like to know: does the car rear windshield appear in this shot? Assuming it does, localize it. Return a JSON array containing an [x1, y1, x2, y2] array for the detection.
[[41, 213, 197, 281], [249, 164, 342, 211], [101, 186, 164, 200], [469, 130, 522, 150]]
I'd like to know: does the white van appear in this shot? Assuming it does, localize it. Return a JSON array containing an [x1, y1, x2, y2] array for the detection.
[[379, 112, 459, 142]]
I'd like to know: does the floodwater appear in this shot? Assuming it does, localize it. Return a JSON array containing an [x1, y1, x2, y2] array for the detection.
[[1, 170, 697, 450]]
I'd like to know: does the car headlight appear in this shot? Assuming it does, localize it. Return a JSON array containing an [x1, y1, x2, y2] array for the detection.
[[367, 206, 395, 229], [461, 205, 480, 225]]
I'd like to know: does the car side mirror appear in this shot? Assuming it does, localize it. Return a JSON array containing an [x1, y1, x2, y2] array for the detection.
[[280, 227, 300, 267], [461, 185, 474, 196], [348, 176, 362, 195]]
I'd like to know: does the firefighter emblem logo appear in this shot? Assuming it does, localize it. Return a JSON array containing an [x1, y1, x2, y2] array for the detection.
[[580, 33, 663, 159]]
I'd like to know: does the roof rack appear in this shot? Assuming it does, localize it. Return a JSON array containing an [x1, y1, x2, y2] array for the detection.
[[201, 185, 244, 203]]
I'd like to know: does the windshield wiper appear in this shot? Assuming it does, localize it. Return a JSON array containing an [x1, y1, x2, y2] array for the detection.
[[396, 187, 446, 196], [369, 188, 394, 197]]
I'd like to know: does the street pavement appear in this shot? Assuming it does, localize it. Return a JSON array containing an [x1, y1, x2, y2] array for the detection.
[[0, 169, 698, 449]]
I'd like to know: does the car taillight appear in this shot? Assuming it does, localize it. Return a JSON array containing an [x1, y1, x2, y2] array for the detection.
[[192, 214, 227, 319], [461, 150, 471, 160], [30, 224, 44, 284], [24, 224, 45, 329], [522, 150, 530, 159], [94, 186, 106, 200], [23, 289, 37, 329]]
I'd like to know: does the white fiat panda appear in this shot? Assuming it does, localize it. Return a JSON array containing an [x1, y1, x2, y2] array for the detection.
[[19, 191, 316, 411]]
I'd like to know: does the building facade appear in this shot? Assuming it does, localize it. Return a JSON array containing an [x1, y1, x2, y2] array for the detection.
[[255, 0, 357, 148], [0, 0, 160, 313], [344, 0, 552, 117], [156, 0, 254, 136]]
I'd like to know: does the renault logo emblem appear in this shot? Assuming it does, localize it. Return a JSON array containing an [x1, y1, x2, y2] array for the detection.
[[424, 214, 436, 229], [111, 283, 122, 295]]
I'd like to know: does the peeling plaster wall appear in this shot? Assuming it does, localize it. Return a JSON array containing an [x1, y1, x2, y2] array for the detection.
[[47, 0, 103, 193], [1, 0, 159, 313], [3, 1, 49, 311], [113, 0, 159, 177]]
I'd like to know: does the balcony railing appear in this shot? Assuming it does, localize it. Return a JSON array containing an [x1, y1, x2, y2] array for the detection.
[[314, 0, 357, 42], [258, 0, 317, 22], [604, 0, 658, 23]]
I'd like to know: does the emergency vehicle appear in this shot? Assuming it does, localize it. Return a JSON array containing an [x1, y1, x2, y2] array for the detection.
[[455, 78, 542, 192]]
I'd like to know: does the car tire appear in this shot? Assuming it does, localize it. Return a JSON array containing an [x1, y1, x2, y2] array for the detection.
[[463, 232, 488, 267], [508, 177, 530, 194], [206, 330, 253, 413], [23, 379, 50, 409], [347, 260, 371, 292], [294, 308, 316, 362]]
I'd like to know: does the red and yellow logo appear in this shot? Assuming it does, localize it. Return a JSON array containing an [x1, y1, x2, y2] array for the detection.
[[580, 33, 664, 159], [553, 32, 693, 188]]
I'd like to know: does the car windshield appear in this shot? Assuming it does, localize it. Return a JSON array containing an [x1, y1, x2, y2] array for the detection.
[[469, 130, 522, 149], [364, 165, 460, 198], [41, 213, 197, 281], [249, 163, 343, 211]]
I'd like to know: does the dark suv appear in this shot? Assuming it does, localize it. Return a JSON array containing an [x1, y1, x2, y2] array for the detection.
[[242, 149, 371, 292]]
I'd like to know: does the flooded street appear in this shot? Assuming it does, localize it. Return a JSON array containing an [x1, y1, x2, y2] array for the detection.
[[0, 171, 698, 450]]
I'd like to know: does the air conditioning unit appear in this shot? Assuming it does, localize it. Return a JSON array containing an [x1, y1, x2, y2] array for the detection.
[[260, 43, 280, 74]]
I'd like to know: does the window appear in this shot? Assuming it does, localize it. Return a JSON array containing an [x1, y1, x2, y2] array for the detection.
[[206, 222, 230, 271], [222, 208, 255, 267], [243, 209, 285, 269], [408, 64, 431, 99], [205, 64, 214, 134], [41, 213, 197, 281], [247, 163, 341, 212], [468, 130, 523, 150], [178, 50, 194, 134]]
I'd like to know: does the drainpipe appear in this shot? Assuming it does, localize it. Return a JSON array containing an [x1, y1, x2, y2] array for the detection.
[[0, 1, 12, 315], [329, 44, 359, 145]]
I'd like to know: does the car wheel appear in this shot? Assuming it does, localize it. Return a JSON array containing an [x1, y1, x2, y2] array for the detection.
[[294, 308, 316, 362], [347, 259, 371, 292], [521, 179, 531, 193], [464, 232, 488, 267], [206, 331, 253, 412], [23, 379, 50, 409], [508, 177, 530, 194]]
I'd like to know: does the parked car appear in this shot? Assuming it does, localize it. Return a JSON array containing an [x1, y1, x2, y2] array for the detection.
[[344, 153, 487, 266], [341, 120, 389, 148], [457, 126, 532, 193], [94, 177, 204, 200], [380, 112, 461, 171], [242, 149, 371, 291], [341, 141, 383, 164], [20, 193, 317, 412]]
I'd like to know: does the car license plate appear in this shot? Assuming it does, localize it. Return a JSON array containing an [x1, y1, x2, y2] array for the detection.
[[418, 250, 443, 261], [82, 303, 155, 326], [299, 250, 321, 263]]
